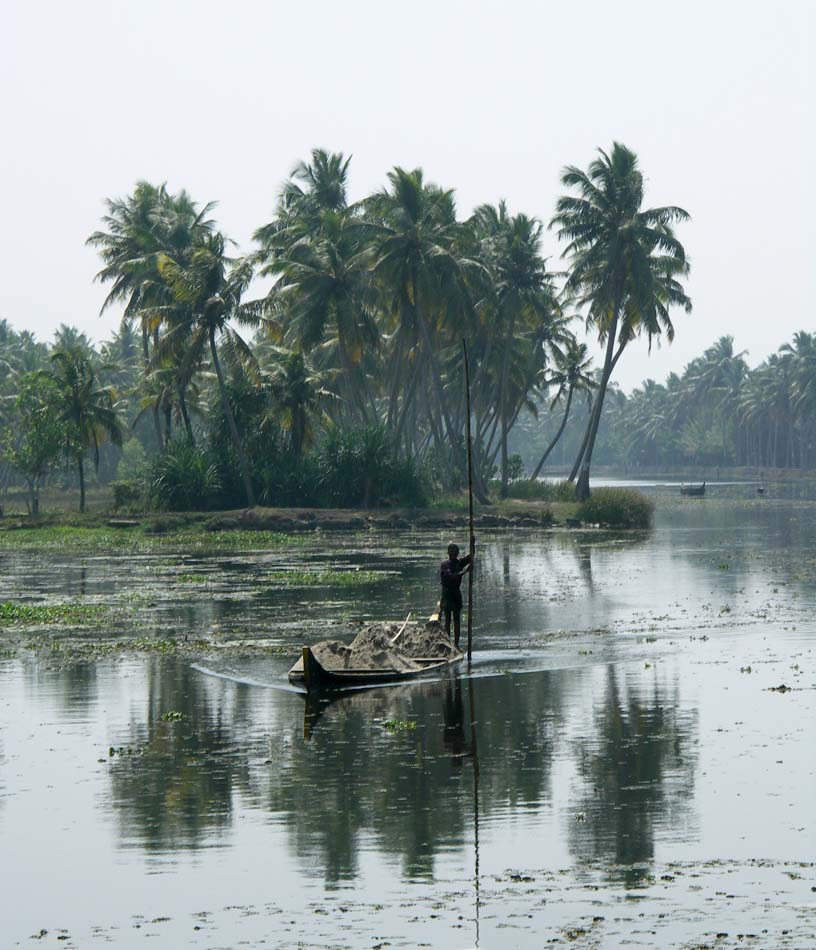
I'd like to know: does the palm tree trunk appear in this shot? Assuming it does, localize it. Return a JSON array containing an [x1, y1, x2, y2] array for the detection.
[[498, 312, 518, 499], [530, 386, 574, 481], [178, 387, 195, 443], [337, 336, 372, 426], [569, 400, 594, 481], [386, 334, 405, 429], [394, 363, 422, 451], [483, 409, 501, 463], [142, 319, 162, 447], [209, 328, 256, 508], [78, 458, 85, 514], [575, 309, 622, 501], [292, 408, 305, 459], [412, 276, 459, 460]]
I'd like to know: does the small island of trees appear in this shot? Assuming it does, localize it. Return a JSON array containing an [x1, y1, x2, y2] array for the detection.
[[0, 142, 811, 518]]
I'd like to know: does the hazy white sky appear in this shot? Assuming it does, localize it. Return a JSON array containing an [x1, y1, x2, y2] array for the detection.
[[2, 0, 812, 391]]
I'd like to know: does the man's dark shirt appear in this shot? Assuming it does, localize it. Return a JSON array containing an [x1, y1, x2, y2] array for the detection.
[[440, 555, 471, 596]]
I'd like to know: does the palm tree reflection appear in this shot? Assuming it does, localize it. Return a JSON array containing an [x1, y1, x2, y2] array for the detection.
[[568, 666, 697, 885], [107, 658, 250, 852]]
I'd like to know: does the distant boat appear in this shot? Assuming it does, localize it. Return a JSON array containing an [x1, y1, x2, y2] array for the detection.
[[680, 481, 706, 497]]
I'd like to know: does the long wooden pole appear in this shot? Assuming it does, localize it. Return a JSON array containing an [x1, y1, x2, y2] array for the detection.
[[463, 339, 475, 662]]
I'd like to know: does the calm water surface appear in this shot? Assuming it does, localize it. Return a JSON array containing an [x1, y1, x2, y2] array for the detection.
[[1, 490, 815, 948]]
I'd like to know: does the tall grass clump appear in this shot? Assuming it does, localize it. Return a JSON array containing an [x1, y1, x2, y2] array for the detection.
[[150, 440, 222, 511], [576, 488, 654, 528], [317, 426, 427, 508]]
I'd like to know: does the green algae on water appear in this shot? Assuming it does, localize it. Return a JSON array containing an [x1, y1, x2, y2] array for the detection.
[[0, 525, 303, 553], [265, 569, 386, 587], [0, 602, 107, 627]]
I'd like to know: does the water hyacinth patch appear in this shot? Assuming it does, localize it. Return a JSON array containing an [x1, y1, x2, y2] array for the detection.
[[381, 720, 417, 732], [0, 525, 301, 553]]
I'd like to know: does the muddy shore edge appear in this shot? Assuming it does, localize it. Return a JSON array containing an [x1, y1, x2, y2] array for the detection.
[[0, 501, 575, 535]]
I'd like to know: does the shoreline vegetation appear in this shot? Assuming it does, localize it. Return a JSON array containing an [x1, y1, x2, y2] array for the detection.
[[0, 483, 656, 541], [3, 145, 812, 524], [2, 143, 696, 520]]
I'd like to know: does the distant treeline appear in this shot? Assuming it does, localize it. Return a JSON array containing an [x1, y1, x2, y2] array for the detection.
[[1, 144, 694, 513], [514, 334, 816, 473]]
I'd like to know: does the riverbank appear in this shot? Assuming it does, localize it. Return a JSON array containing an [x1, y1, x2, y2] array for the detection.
[[0, 499, 574, 542]]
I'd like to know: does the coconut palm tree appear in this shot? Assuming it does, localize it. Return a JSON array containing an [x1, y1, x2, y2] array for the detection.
[[471, 203, 557, 496], [782, 331, 816, 467], [47, 346, 123, 512], [552, 143, 691, 499], [254, 148, 352, 252], [261, 210, 378, 423], [157, 232, 258, 507], [252, 150, 380, 425], [684, 336, 748, 464], [368, 167, 479, 468], [87, 182, 216, 445], [529, 341, 594, 480]]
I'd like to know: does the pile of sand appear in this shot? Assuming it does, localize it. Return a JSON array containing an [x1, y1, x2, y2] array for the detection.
[[309, 620, 460, 672]]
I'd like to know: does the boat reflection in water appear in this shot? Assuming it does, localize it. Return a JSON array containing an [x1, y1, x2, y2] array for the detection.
[[300, 672, 483, 944]]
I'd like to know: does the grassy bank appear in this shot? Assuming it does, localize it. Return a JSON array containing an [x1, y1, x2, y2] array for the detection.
[[0, 484, 656, 549]]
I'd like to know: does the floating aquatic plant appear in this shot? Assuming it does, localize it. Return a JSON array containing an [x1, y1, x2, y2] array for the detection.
[[381, 719, 417, 732]]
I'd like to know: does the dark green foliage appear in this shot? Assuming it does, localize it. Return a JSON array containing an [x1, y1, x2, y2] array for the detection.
[[317, 426, 427, 508], [257, 450, 324, 508], [507, 454, 525, 481], [111, 480, 146, 511], [0, 373, 65, 514], [147, 425, 426, 511], [256, 425, 427, 509], [576, 488, 654, 528], [150, 440, 222, 511]]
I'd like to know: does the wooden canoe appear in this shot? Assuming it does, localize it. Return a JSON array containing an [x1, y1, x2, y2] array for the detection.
[[288, 645, 463, 692]]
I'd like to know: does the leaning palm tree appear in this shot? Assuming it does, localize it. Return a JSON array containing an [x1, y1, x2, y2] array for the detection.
[[47, 346, 123, 513], [529, 341, 594, 480], [157, 232, 258, 507], [552, 143, 691, 499]]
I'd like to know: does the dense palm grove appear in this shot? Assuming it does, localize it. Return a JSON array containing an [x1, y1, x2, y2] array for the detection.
[[11, 141, 804, 517], [511, 333, 816, 476]]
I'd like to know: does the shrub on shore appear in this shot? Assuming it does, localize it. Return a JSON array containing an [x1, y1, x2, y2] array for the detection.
[[576, 488, 654, 528], [145, 425, 428, 512], [150, 440, 222, 511]]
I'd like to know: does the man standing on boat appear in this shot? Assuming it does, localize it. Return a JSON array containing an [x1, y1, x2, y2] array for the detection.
[[440, 542, 473, 648]]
